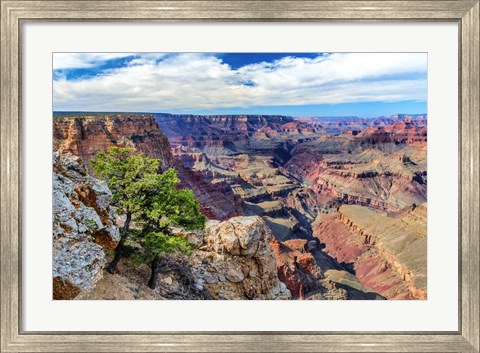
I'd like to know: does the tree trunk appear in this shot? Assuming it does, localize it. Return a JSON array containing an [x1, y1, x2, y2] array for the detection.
[[107, 211, 132, 274], [148, 256, 161, 289]]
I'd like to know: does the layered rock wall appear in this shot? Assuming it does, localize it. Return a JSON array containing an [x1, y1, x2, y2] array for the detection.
[[53, 114, 174, 169], [313, 205, 427, 299], [355, 120, 427, 147]]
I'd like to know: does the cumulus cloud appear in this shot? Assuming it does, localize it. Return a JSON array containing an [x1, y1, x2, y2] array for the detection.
[[53, 53, 135, 70], [53, 53, 427, 112]]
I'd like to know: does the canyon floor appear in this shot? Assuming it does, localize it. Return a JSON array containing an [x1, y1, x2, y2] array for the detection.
[[53, 112, 427, 300]]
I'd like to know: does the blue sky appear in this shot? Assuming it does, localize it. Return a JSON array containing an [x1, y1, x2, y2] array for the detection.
[[53, 53, 427, 117]]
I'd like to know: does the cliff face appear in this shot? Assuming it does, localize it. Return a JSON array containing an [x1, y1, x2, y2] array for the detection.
[[269, 238, 384, 300], [53, 114, 174, 169], [175, 164, 243, 220], [313, 204, 427, 299], [156, 114, 295, 137], [269, 238, 322, 299], [157, 114, 322, 157], [53, 152, 120, 299]]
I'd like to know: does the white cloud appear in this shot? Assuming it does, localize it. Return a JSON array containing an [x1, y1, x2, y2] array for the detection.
[[53, 53, 427, 111], [53, 53, 135, 69]]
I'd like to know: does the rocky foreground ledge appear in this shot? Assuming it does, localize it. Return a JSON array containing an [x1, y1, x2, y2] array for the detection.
[[53, 151, 290, 300], [78, 216, 292, 300]]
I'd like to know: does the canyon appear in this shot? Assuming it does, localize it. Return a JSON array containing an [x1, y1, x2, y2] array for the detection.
[[53, 112, 427, 300]]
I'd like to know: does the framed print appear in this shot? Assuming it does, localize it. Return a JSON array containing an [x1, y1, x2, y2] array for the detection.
[[1, 1, 479, 352]]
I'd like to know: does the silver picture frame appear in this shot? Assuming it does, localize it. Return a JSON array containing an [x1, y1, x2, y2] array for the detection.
[[1, 1, 478, 352]]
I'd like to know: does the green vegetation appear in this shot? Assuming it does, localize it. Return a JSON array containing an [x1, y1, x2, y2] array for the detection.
[[144, 233, 196, 289], [130, 165, 206, 289], [92, 147, 160, 274], [91, 146, 205, 288]]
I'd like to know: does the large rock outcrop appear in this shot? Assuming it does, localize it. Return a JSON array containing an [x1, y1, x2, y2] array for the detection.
[[53, 151, 120, 299], [270, 238, 323, 299], [53, 114, 174, 169], [269, 238, 384, 300], [76, 216, 291, 300], [188, 216, 291, 300]]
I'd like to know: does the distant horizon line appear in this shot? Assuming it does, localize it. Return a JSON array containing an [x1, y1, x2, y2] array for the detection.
[[53, 111, 428, 119]]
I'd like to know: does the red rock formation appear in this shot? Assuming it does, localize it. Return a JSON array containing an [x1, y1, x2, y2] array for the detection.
[[175, 163, 243, 220], [54, 114, 174, 169], [269, 238, 321, 299], [313, 205, 427, 300], [269, 237, 383, 300], [355, 120, 427, 147]]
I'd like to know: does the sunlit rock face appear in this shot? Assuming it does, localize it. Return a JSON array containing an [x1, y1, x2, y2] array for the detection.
[[75, 217, 292, 301], [52, 151, 119, 299], [313, 204, 427, 300], [187, 216, 291, 300], [53, 114, 174, 170], [269, 237, 384, 300]]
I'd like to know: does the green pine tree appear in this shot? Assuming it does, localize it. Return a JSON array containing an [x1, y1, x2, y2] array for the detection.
[[133, 168, 206, 289], [91, 146, 160, 273], [92, 146, 206, 289]]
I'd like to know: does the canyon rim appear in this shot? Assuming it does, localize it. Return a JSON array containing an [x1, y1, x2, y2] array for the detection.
[[52, 52, 427, 300]]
